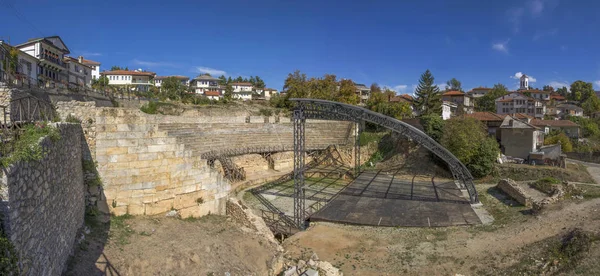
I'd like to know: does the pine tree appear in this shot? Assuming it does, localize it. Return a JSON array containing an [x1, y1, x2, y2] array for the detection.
[[414, 69, 442, 116]]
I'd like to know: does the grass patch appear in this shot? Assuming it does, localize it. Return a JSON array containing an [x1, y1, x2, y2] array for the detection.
[[109, 214, 134, 248], [495, 163, 595, 183], [529, 177, 560, 195], [470, 186, 530, 233], [359, 132, 387, 147], [580, 185, 600, 199], [65, 114, 82, 124], [140, 101, 159, 114]]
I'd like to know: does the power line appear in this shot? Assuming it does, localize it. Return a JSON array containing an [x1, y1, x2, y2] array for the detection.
[[0, 0, 45, 38]]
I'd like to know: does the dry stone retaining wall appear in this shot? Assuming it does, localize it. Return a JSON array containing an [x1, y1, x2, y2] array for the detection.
[[0, 123, 85, 276], [497, 178, 532, 207]]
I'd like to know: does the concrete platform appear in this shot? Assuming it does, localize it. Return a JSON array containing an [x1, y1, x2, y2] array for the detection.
[[309, 171, 481, 227]]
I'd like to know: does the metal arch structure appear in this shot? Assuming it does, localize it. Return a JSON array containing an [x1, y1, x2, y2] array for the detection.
[[290, 98, 479, 228]]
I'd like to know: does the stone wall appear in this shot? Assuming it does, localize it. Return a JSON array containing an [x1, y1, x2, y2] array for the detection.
[[0, 124, 85, 276], [269, 152, 294, 171], [566, 152, 600, 163], [496, 178, 532, 207]]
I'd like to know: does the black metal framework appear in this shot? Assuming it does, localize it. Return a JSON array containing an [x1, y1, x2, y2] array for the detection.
[[290, 99, 479, 228], [292, 107, 306, 228]]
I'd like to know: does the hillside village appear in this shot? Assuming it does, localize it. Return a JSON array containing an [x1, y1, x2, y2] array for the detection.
[[2, 35, 599, 166]]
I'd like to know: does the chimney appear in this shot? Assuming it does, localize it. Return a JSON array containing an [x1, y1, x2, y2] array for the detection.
[[78, 56, 83, 63]]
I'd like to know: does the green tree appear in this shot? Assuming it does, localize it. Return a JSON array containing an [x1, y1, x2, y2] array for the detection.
[[582, 95, 600, 115], [370, 83, 382, 95], [440, 117, 499, 177], [162, 76, 186, 100], [569, 116, 600, 137], [556, 86, 569, 98], [227, 76, 233, 84], [445, 78, 462, 91], [218, 75, 226, 85], [254, 76, 266, 88], [366, 83, 386, 110], [475, 83, 508, 112], [337, 79, 359, 104], [414, 69, 442, 116], [223, 83, 233, 102], [542, 85, 554, 92], [92, 76, 109, 89], [110, 66, 122, 71], [570, 80, 594, 102], [420, 114, 445, 142], [283, 70, 309, 99], [544, 132, 573, 152]]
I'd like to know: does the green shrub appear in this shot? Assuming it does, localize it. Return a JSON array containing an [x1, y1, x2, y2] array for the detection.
[[65, 114, 82, 124], [0, 122, 61, 169], [440, 117, 499, 178], [420, 114, 445, 142], [0, 234, 18, 275], [359, 132, 386, 146], [258, 108, 273, 116], [544, 132, 573, 152], [530, 177, 560, 194], [140, 101, 159, 114]]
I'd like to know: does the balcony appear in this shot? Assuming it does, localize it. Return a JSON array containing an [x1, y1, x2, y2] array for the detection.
[[38, 54, 66, 68]]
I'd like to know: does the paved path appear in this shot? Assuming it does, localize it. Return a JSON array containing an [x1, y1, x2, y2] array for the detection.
[[568, 159, 600, 184]]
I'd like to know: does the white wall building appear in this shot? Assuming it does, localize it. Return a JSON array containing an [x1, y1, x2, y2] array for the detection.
[[190, 75, 222, 94], [0, 41, 39, 82], [80, 57, 101, 80], [64, 56, 92, 87], [442, 101, 457, 120], [15, 36, 70, 83], [495, 92, 546, 118], [232, 82, 254, 100], [155, 76, 190, 88], [467, 87, 492, 98], [100, 70, 156, 92]]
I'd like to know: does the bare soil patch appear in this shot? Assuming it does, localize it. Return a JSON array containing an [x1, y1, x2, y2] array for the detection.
[[66, 215, 279, 276]]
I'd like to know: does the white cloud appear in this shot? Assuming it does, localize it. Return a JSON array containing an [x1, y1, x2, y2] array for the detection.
[[196, 66, 227, 76], [78, 51, 102, 57], [530, 0, 544, 15], [533, 28, 558, 41], [492, 40, 509, 53], [132, 59, 177, 68], [548, 81, 570, 90], [510, 72, 537, 83], [594, 81, 600, 88], [381, 84, 408, 93], [507, 7, 525, 33]]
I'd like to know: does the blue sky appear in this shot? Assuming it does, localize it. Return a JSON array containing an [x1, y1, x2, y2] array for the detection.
[[2, 0, 600, 93]]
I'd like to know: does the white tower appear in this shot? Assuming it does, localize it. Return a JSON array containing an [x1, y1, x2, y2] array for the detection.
[[519, 74, 529, 90]]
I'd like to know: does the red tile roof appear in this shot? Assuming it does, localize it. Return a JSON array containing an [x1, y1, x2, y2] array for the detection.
[[513, 113, 534, 119], [531, 119, 579, 127], [155, 75, 190, 80], [232, 82, 253, 86], [464, 112, 504, 121], [204, 91, 221, 96], [442, 90, 465, 96], [519, 89, 550, 93], [550, 93, 566, 100], [81, 58, 100, 65], [389, 94, 414, 103], [100, 70, 155, 76]]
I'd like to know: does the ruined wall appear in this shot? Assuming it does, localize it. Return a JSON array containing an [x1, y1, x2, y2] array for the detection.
[[496, 178, 532, 207], [0, 124, 85, 276], [53, 103, 351, 218]]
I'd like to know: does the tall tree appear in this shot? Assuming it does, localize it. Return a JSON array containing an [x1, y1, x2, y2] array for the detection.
[[475, 83, 508, 112], [445, 78, 462, 91], [254, 76, 266, 88], [162, 76, 187, 100], [366, 83, 386, 110], [227, 76, 233, 84], [218, 75, 226, 85], [370, 83, 382, 95], [556, 86, 569, 97], [283, 70, 309, 99], [582, 95, 600, 115], [110, 66, 122, 71], [542, 85, 555, 92], [337, 79, 359, 105], [223, 83, 233, 102], [413, 69, 442, 116], [570, 80, 594, 102]]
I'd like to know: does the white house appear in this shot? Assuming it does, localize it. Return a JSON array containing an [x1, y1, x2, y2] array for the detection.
[[263, 88, 278, 100], [64, 56, 92, 87], [467, 87, 492, 98], [355, 83, 371, 105], [0, 41, 39, 83], [496, 92, 545, 118], [155, 75, 190, 88], [15, 36, 70, 84], [232, 82, 253, 100], [80, 57, 101, 80], [190, 75, 222, 95], [99, 69, 156, 92], [442, 101, 457, 120], [204, 90, 221, 100]]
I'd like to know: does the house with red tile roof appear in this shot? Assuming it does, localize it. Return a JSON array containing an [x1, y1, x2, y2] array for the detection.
[[495, 92, 545, 118], [155, 75, 190, 88], [530, 119, 580, 139], [467, 87, 493, 98], [442, 90, 474, 113], [100, 69, 156, 92], [79, 56, 101, 80]]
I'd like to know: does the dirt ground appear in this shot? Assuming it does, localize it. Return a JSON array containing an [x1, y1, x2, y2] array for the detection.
[[66, 215, 279, 276], [283, 163, 600, 276]]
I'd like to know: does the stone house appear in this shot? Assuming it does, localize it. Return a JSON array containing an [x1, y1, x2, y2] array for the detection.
[[530, 119, 580, 139], [499, 116, 544, 159], [467, 87, 492, 98], [495, 92, 546, 118], [556, 104, 584, 118], [442, 90, 474, 113]]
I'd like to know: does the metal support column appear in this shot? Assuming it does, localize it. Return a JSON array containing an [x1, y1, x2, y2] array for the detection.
[[293, 106, 306, 229]]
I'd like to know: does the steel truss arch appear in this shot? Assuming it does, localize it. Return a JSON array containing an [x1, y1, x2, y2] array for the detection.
[[290, 98, 479, 206]]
